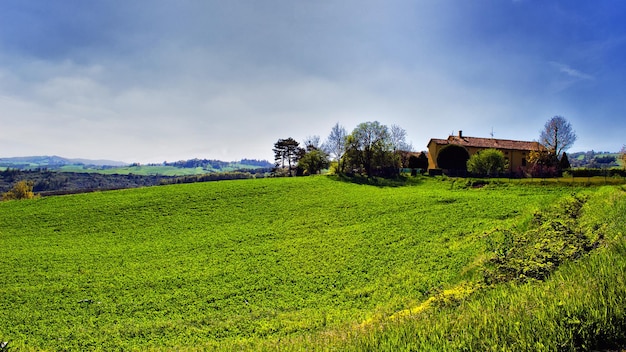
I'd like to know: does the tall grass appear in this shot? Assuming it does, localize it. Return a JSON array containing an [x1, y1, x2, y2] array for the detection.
[[327, 186, 626, 351]]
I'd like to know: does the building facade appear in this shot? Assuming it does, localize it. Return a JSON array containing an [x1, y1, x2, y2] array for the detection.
[[427, 131, 544, 174]]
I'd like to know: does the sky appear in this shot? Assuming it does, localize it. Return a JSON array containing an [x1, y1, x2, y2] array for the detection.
[[1, 0, 625, 163]]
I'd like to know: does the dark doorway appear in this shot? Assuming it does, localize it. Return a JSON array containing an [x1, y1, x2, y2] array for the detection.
[[437, 145, 470, 174]]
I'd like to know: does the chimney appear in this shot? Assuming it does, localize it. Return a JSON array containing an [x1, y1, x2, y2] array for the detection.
[[458, 130, 463, 138]]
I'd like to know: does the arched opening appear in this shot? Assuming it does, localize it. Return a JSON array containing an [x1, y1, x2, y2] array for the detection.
[[437, 145, 470, 174]]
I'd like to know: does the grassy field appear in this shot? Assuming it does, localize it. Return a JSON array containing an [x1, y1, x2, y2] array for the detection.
[[58, 164, 220, 176], [0, 176, 624, 350]]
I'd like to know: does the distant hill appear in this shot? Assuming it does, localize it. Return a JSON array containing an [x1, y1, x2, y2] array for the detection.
[[0, 156, 274, 194], [0, 155, 128, 168], [0, 156, 274, 171], [568, 151, 622, 168]]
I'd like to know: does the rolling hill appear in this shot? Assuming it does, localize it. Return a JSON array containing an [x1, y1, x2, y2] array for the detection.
[[0, 176, 624, 350]]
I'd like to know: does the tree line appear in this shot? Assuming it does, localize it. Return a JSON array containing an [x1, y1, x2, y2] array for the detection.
[[151, 159, 272, 169], [273, 121, 425, 178]]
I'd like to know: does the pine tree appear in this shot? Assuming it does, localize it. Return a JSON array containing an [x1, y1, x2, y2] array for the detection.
[[559, 152, 571, 170]]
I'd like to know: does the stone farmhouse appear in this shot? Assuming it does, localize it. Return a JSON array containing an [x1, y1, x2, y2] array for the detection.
[[427, 131, 544, 174]]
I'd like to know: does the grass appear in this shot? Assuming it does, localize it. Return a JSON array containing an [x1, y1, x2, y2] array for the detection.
[[57, 163, 268, 176], [58, 164, 211, 176], [338, 185, 626, 351], [0, 176, 623, 350]]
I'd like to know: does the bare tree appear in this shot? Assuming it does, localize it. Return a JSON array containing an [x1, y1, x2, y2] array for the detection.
[[539, 116, 577, 157], [323, 123, 347, 171], [390, 124, 412, 152], [303, 135, 321, 151]]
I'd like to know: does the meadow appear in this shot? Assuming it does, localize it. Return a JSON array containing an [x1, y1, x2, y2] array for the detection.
[[0, 176, 624, 350]]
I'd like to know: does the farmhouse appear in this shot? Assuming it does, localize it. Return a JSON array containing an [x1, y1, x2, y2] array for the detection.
[[427, 131, 544, 174]]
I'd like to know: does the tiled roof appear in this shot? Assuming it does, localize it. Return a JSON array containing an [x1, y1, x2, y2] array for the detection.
[[428, 135, 544, 151]]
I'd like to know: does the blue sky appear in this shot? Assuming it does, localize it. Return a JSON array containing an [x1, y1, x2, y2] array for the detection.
[[1, 1, 625, 163]]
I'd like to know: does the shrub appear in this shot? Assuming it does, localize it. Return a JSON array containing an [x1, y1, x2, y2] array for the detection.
[[467, 149, 506, 177], [2, 180, 38, 201]]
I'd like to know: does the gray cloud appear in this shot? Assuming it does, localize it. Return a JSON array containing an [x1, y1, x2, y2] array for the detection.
[[1, 1, 625, 162]]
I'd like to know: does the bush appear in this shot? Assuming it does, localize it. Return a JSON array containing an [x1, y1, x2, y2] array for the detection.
[[467, 149, 506, 177], [568, 168, 626, 178], [1, 180, 38, 201]]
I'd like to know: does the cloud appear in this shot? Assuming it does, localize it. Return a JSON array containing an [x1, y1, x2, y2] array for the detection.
[[1, 1, 625, 162], [551, 62, 594, 80]]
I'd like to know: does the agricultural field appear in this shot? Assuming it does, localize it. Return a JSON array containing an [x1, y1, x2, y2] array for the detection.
[[57, 164, 211, 176], [56, 163, 268, 176], [0, 176, 624, 350]]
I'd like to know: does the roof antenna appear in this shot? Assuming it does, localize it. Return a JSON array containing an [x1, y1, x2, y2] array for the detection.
[[490, 127, 495, 138]]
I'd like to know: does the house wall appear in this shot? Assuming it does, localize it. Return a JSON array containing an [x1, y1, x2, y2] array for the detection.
[[428, 143, 530, 173], [502, 149, 529, 172], [427, 142, 445, 170]]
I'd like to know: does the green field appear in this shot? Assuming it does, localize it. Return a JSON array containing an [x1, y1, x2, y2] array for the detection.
[[0, 176, 624, 350], [58, 164, 207, 176], [57, 164, 258, 176]]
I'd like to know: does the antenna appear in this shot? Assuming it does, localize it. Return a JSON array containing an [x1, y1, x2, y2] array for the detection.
[[490, 127, 495, 138]]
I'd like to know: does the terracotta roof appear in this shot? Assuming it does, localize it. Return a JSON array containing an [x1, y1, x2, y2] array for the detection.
[[428, 135, 544, 151]]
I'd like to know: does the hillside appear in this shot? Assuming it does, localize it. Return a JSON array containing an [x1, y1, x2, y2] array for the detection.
[[0, 155, 273, 175], [0, 155, 127, 168], [0, 157, 274, 195], [568, 151, 623, 168], [0, 177, 624, 350]]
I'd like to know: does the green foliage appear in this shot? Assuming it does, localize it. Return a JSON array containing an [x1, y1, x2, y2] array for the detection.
[[408, 152, 428, 171], [467, 149, 506, 177], [0, 177, 623, 350], [342, 121, 399, 177], [1, 180, 37, 200], [273, 137, 302, 176], [297, 148, 330, 175]]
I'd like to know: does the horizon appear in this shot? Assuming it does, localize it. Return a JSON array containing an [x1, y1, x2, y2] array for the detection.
[[1, 1, 625, 163], [1, 145, 621, 167]]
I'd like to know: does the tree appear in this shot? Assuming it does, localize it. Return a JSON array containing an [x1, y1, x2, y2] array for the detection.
[[418, 152, 429, 170], [526, 149, 559, 178], [621, 145, 626, 168], [527, 149, 558, 166], [297, 136, 330, 175], [2, 180, 37, 201], [343, 121, 398, 177], [389, 124, 412, 152], [273, 138, 302, 176], [559, 152, 571, 170], [303, 135, 321, 150], [322, 123, 347, 172], [408, 151, 429, 175], [467, 149, 506, 177], [298, 148, 330, 175], [390, 124, 413, 169], [539, 116, 577, 157]]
